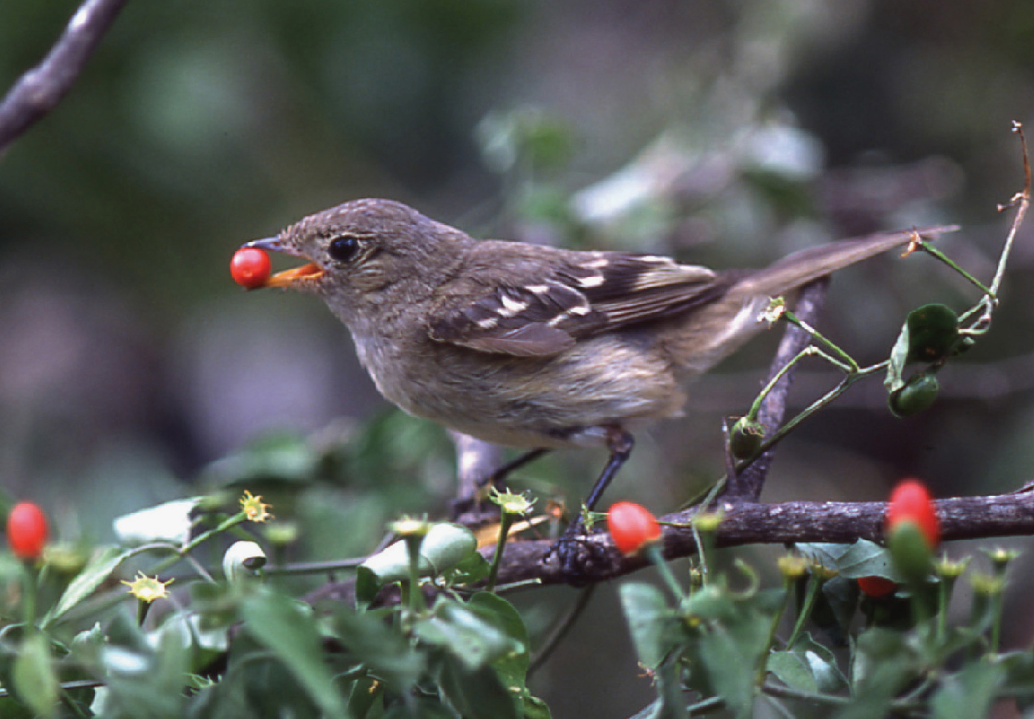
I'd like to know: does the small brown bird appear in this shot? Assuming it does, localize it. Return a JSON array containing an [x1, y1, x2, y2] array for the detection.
[[241, 198, 952, 543]]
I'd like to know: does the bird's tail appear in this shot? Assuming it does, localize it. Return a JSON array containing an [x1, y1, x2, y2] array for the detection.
[[735, 225, 959, 298], [667, 224, 960, 377]]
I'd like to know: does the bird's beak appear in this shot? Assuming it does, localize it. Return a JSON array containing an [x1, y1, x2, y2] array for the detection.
[[241, 237, 324, 289]]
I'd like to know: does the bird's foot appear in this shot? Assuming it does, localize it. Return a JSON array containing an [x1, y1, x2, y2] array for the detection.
[[554, 517, 596, 586]]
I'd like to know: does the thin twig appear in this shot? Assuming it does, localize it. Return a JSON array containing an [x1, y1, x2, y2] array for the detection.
[[727, 279, 829, 501], [0, 0, 128, 155]]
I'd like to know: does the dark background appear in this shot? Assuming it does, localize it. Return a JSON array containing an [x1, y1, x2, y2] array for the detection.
[[3, 1, 1034, 716]]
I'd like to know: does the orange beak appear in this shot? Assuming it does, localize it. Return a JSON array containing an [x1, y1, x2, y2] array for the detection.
[[242, 237, 324, 288]]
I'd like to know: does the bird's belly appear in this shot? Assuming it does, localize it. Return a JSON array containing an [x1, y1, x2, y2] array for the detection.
[[359, 334, 684, 449]]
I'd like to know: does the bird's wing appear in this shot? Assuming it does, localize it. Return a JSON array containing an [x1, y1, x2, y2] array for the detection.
[[428, 251, 724, 357]]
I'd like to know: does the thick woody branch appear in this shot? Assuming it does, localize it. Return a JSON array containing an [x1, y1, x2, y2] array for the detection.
[[306, 488, 1034, 606], [485, 488, 1034, 588], [0, 0, 128, 155]]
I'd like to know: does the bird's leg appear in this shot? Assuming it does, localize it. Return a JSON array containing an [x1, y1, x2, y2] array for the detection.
[[557, 427, 635, 581]]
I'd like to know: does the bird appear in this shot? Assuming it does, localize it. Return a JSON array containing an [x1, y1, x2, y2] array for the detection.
[[239, 198, 953, 564]]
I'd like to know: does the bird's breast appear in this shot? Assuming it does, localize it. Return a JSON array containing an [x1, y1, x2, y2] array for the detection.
[[351, 329, 684, 449]]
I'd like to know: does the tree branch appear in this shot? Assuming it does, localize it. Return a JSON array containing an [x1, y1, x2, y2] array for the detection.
[[486, 487, 1034, 588], [305, 486, 1034, 605], [724, 278, 830, 501], [0, 0, 128, 155]]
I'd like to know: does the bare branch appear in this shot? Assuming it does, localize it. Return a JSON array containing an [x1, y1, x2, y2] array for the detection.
[[306, 488, 1034, 605], [0, 0, 128, 155], [723, 278, 830, 501], [486, 489, 1034, 588]]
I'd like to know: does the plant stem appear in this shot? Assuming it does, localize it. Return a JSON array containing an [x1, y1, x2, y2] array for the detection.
[[644, 544, 685, 601], [486, 511, 516, 593], [785, 573, 823, 650]]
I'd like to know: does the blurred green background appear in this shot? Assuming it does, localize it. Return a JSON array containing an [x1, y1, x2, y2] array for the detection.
[[3, 0, 1034, 715]]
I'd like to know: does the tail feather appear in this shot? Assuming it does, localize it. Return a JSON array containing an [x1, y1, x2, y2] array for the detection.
[[667, 224, 960, 377], [736, 225, 959, 298]]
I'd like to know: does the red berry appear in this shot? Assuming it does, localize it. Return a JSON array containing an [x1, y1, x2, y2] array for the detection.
[[857, 575, 897, 598], [7, 502, 49, 560], [886, 478, 940, 549], [230, 248, 272, 288], [607, 501, 662, 556]]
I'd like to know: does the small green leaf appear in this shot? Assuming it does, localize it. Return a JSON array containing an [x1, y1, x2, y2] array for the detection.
[[801, 540, 902, 582], [347, 676, 382, 718], [44, 546, 137, 627], [905, 304, 959, 363], [443, 549, 491, 585], [437, 654, 519, 719], [837, 629, 915, 719], [113, 497, 203, 545], [931, 661, 1004, 719], [468, 593, 529, 680], [885, 321, 910, 394], [222, 540, 267, 582], [333, 607, 425, 692], [413, 598, 520, 671], [240, 590, 348, 719], [698, 611, 771, 719], [768, 633, 847, 694], [619, 583, 678, 670], [360, 523, 477, 586], [13, 633, 58, 718]]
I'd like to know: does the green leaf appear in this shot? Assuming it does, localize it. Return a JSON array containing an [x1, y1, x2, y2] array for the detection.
[[12, 633, 58, 718], [799, 540, 901, 582], [437, 654, 519, 719], [885, 320, 910, 394], [240, 590, 348, 719], [468, 593, 552, 718], [413, 598, 520, 671], [619, 582, 679, 670], [43, 546, 137, 627], [222, 540, 267, 583], [468, 593, 530, 681], [360, 523, 478, 585], [522, 694, 553, 719], [931, 661, 1004, 719], [697, 610, 770, 719], [333, 607, 425, 692], [347, 676, 383, 718], [443, 548, 491, 585], [905, 304, 959, 363], [767, 633, 847, 694], [113, 497, 203, 545], [997, 652, 1034, 712], [835, 629, 915, 719], [87, 612, 189, 718], [681, 584, 737, 624]]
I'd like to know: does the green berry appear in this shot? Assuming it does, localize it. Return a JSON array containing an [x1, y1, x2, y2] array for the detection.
[[889, 373, 939, 417]]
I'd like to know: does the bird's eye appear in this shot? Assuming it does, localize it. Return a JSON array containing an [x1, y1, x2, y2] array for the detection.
[[328, 236, 362, 263]]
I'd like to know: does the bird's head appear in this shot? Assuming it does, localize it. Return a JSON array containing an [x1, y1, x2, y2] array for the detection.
[[241, 199, 471, 323]]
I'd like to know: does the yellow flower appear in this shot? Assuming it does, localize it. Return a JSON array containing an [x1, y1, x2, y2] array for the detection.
[[240, 490, 273, 523], [123, 572, 173, 603]]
